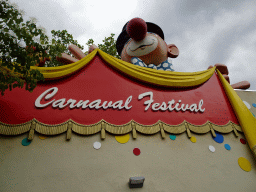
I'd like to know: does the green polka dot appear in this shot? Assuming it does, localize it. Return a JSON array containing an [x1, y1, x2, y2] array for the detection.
[[22, 138, 31, 146], [169, 135, 176, 140]]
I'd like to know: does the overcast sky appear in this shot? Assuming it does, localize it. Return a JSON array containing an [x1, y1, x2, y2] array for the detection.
[[9, 0, 256, 90]]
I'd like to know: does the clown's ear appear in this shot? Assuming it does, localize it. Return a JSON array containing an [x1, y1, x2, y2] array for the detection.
[[167, 44, 179, 58]]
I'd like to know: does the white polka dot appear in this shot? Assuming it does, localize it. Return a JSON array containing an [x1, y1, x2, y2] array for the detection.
[[166, 69, 171, 71], [209, 145, 215, 152], [93, 142, 101, 149], [153, 66, 157, 69], [148, 64, 154, 67], [139, 62, 144, 66], [158, 68, 164, 70], [163, 63, 168, 68], [243, 101, 251, 109], [132, 58, 138, 63]]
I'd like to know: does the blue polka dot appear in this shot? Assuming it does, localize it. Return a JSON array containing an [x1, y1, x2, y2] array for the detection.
[[22, 138, 31, 146], [132, 58, 138, 63], [169, 134, 176, 140], [224, 144, 231, 150], [252, 103, 256, 108], [212, 132, 224, 143]]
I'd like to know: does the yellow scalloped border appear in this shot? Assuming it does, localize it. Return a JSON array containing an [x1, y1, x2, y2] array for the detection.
[[0, 119, 242, 141]]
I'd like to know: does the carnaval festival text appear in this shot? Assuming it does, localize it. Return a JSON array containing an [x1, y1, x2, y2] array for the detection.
[[35, 87, 205, 113]]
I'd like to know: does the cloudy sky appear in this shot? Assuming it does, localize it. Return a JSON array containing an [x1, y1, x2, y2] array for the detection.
[[10, 0, 256, 90]]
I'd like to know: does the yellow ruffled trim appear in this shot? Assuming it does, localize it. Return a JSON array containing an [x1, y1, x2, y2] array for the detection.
[[216, 70, 256, 156], [30, 50, 97, 79], [30, 49, 215, 87]]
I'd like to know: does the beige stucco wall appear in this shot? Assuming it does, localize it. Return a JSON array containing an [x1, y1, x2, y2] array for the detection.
[[0, 90, 256, 192]]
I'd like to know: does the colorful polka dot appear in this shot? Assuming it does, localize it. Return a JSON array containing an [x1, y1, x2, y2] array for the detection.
[[190, 136, 197, 143], [252, 103, 256, 108], [209, 145, 215, 152], [224, 144, 231, 150], [240, 138, 246, 144], [93, 142, 101, 149], [238, 157, 251, 172], [243, 101, 251, 109], [22, 138, 31, 146], [169, 134, 176, 140], [39, 135, 47, 140], [115, 134, 130, 144], [133, 148, 141, 156], [212, 132, 224, 143]]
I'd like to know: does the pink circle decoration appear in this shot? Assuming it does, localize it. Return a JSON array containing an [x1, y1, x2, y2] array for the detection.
[[133, 148, 141, 156]]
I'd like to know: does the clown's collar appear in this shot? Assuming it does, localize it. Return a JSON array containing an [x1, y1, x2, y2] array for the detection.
[[131, 57, 174, 71]]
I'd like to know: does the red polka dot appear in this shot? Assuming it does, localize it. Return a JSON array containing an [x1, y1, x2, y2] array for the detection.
[[240, 138, 246, 144], [133, 148, 141, 156]]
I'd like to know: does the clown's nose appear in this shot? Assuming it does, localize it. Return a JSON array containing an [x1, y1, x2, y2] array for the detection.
[[126, 18, 147, 41]]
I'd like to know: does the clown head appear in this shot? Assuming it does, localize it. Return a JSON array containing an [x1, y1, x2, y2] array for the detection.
[[116, 18, 179, 67]]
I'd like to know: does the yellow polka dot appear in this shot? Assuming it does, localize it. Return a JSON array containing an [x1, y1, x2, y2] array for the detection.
[[190, 136, 197, 143], [238, 157, 251, 172], [39, 135, 47, 140], [115, 134, 130, 144]]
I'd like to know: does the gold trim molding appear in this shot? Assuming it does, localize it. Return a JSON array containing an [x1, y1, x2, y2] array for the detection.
[[0, 119, 242, 140]]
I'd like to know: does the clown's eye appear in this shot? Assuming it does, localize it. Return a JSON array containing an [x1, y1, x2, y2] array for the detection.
[[124, 38, 132, 47], [148, 32, 156, 36]]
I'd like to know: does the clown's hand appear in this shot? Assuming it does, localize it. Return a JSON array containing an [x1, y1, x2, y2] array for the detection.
[[56, 44, 98, 64], [208, 64, 229, 83], [208, 64, 250, 90]]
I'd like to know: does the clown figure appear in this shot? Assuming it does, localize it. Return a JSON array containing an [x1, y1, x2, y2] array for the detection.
[[56, 17, 250, 89], [116, 18, 179, 71]]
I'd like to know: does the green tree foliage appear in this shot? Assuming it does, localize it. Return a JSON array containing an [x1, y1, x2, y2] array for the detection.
[[48, 30, 84, 67], [0, 0, 46, 95], [0, 0, 84, 95], [85, 33, 120, 59], [0, 0, 119, 96]]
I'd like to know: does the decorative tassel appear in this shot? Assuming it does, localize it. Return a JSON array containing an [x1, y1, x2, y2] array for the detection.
[[230, 123, 239, 137], [66, 122, 72, 140], [185, 123, 191, 138], [28, 121, 36, 141], [208, 123, 216, 137], [159, 123, 166, 139], [101, 122, 106, 140], [131, 122, 137, 139], [233, 126, 239, 137], [210, 128, 216, 137]]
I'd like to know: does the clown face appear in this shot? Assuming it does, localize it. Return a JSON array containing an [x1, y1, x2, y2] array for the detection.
[[121, 33, 169, 65]]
